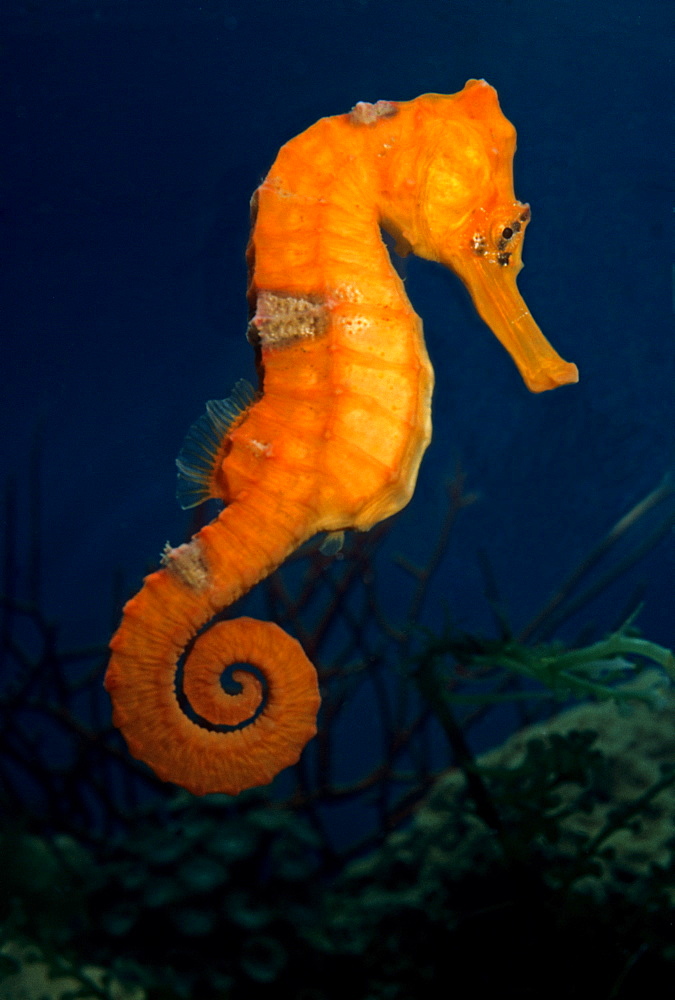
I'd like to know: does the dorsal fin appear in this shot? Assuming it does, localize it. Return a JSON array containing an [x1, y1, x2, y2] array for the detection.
[[176, 379, 257, 509]]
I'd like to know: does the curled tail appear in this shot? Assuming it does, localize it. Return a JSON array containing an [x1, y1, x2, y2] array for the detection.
[[106, 500, 321, 796]]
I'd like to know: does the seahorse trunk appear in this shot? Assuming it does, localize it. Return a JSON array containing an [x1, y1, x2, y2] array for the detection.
[[107, 80, 577, 796]]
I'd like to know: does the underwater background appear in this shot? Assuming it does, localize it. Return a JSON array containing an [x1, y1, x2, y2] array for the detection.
[[1, 0, 673, 997]]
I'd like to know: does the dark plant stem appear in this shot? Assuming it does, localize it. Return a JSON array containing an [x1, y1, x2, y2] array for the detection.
[[414, 649, 503, 837]]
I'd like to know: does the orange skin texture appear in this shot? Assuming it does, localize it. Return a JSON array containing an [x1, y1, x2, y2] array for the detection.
[[106, 80, 577, 796]]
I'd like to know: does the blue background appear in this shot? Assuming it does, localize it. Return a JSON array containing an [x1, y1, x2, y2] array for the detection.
[[2, 0, 673, 753]]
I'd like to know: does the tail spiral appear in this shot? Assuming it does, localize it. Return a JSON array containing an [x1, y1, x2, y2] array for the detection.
[[107, 563, 320, 796]]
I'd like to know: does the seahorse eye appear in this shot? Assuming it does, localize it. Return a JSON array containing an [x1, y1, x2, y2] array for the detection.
[[502, 226, 514, 240]]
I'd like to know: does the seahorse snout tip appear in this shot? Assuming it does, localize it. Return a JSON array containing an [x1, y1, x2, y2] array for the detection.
[[524, 360, 579, 394]]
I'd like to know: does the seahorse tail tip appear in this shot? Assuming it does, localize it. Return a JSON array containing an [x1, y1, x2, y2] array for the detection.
[[107, 614, 320, 796], [178, 617, 321, 796]]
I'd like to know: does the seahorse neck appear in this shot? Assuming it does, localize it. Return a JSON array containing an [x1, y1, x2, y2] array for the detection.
[[249, 115, 409, 308]]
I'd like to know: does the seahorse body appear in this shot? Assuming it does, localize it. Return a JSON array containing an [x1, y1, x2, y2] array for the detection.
[[106, 80, 578, 796]]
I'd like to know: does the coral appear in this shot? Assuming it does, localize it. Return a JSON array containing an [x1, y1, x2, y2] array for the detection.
[[0, 941, 143, 1000], [0, 793, 323, 997], [477, 671, 675, 894], [310, 673, 675, 997], [0, 829, 100, 948]]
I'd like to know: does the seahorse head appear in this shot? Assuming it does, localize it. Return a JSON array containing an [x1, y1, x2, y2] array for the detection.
[[385, 80, 579, 393]]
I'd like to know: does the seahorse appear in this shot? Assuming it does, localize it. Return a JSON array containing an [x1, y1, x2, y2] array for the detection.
[[106, 79, 578, 796]]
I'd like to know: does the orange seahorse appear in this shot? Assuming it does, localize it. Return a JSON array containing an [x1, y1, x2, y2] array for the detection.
[[106, 79, 578, 796]]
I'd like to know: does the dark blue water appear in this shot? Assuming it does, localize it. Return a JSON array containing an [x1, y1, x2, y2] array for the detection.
[[2, 0, 673, 791]]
